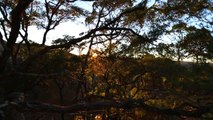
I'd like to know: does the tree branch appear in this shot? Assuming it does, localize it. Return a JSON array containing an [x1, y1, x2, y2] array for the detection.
[[9, 99, 211, 118]]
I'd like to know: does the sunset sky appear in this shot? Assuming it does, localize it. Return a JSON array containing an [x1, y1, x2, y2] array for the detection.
[[27, 1, 93, 45]]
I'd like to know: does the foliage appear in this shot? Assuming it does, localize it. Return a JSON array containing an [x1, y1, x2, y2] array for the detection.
[[180, 28, 213, 63], [0, 0, 212, 119]]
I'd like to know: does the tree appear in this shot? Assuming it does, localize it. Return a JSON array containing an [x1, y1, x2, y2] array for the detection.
[[0, 0, 212, 119], [155, 42, 175, 59], [180, 28, 213, 63]]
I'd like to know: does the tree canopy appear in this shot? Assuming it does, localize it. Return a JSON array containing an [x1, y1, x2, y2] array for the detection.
[[0, 0, 212, 120]]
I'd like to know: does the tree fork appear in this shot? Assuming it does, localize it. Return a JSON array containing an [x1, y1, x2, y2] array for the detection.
[[0, 0, 33, 73]]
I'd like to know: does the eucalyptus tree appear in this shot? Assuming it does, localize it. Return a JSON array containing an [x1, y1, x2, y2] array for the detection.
[[0, 0, 211, 71], [0, 0, 212, 119], [180, 28, 213, 63]]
